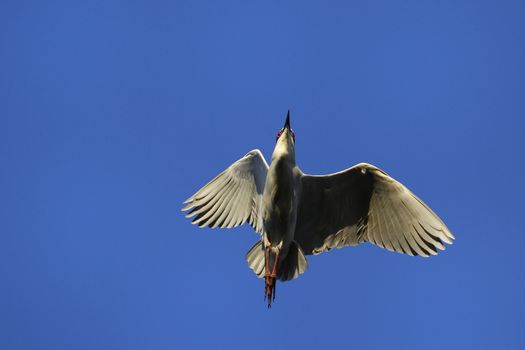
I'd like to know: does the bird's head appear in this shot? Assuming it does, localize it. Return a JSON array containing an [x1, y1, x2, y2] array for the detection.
[[272, 110, 296, 162], [275, 110, 295, 145]]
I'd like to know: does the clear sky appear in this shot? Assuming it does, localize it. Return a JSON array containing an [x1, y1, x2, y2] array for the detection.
[[1, 1, 524, 349]]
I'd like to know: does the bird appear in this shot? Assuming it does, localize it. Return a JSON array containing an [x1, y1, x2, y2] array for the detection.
[[182, 111, 454, 307]]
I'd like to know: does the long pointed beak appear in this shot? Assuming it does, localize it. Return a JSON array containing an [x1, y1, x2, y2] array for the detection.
[[284, 110, 291, 130]]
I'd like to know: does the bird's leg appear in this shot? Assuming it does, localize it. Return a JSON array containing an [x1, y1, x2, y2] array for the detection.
[[264, 246, 280, 308], [264, 246, 271, 302], [271, 248, 280, 303]]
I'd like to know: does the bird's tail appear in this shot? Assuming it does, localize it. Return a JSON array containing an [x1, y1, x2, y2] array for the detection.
[[245, 240, 308, 281]]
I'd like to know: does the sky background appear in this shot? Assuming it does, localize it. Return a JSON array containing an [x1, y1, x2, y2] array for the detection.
[[1, 0, 524, 349]]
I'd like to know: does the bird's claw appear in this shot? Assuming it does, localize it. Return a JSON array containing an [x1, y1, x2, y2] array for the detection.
[[264, 246, 280, 308], [264, 273, 277, 307]]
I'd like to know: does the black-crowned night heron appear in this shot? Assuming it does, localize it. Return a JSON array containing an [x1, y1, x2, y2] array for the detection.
[[183, 111, 454, 307]]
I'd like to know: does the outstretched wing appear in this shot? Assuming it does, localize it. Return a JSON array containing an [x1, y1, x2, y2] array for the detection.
[[182, 149, 268, 234], [294, 163, 454, 257]]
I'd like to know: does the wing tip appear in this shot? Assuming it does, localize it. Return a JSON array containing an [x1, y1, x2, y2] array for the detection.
[[181, 203, 193, 212]]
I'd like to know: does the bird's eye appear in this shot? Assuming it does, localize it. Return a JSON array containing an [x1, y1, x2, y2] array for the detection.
[[276, 129, 283, 141], [291, 131, 295, 141]]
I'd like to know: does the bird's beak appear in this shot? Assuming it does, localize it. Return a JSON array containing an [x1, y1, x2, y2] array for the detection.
[[284, 110, 291, 131]]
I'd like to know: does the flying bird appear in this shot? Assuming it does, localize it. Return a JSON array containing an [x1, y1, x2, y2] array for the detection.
[[182, 111, 454, 307]]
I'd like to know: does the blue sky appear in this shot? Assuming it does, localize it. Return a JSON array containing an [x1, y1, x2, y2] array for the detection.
[[1, 0, 524, 349]]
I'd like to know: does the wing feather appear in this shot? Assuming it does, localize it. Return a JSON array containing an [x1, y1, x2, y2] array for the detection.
[[212, 182, 239, 228], [295, 163, 454, 256], [184, 176, 233, 219], [227, 180, 252, 228], [224, 181, 246, 228], [200, 178, 237, 227], [183, 150, 268, 234]]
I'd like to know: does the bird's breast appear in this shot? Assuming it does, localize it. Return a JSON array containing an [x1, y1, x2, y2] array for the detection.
[[262, 159, 298, 247]]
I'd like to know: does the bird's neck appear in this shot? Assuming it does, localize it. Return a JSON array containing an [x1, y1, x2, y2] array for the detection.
[[267, 141, 296, 209], [271, 139, 295, 165]]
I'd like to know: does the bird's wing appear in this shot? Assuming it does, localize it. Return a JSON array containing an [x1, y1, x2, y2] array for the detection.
[[294, 163, 454, 256], [182, 149, 268, 234]]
